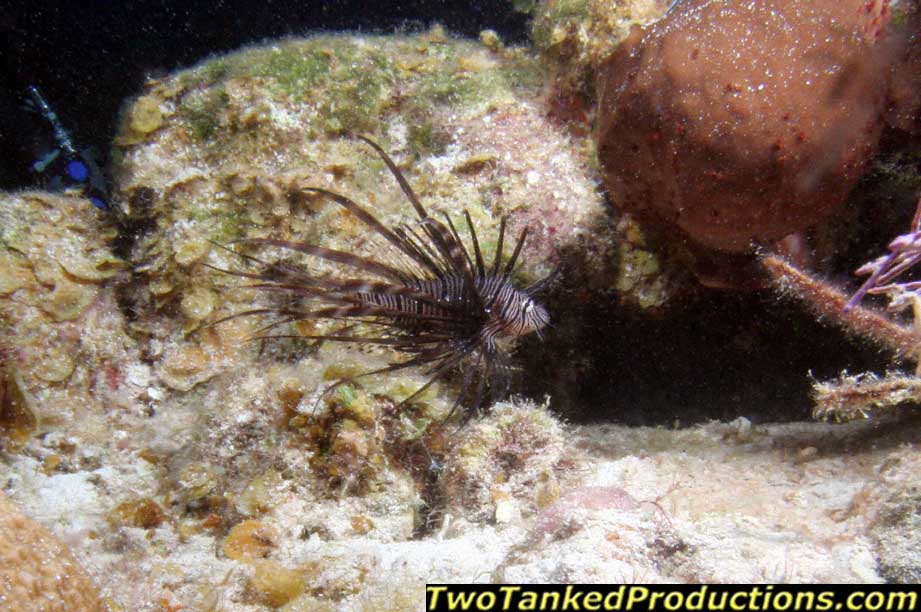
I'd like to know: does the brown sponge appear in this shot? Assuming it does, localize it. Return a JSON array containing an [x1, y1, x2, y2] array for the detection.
[[597, 0, 920, 254]]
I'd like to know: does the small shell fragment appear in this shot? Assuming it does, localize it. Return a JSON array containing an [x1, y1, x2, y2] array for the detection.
[[222, 520, 277, 561], [163, 345, 209, 377], [42, 278, 96, 321], [453, 153, 497, 175], [33, 348, 76, 383], [129, 96, 164, 134], [149, 278, 175, 296], [236, 469, 283, 516], [59, 251, 125, 281], [250, 559, 305, 607], [108, 498, 165, 529], [178, 463, 221, 502], [479, 29, 503, 51], [174, 238, 210, 267], [180, 287, 216, 321]]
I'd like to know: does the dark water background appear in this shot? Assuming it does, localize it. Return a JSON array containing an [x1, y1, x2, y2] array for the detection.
[[0, 0, 528, 191]]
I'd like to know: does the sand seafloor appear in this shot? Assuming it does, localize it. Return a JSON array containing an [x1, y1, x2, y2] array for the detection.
[[3, 16, 921, 612]]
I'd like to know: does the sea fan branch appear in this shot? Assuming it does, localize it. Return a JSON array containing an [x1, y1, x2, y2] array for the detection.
[[760, 253, 918, 364]]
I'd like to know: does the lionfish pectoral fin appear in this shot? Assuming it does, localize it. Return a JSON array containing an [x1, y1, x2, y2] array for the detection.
[[200, 308, 280, 329], [235, 237, 407, 283], [393, 346, 474, 409], [207, 239, 270, 268], [309, 352, 442, 414], [205, 240, 312, 284]]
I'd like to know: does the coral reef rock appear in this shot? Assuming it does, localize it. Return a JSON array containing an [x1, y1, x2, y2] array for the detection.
[[0, 192, 136, 444], [113, 28, 608, 340], [597, 0, 921, 255], [530, 0, 670, 101]]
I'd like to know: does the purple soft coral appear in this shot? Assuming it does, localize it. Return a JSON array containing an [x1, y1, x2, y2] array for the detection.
[[846, 195, 921, 313]]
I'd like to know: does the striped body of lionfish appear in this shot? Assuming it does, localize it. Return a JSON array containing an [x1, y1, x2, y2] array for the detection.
[[212, 136, 553, 418]]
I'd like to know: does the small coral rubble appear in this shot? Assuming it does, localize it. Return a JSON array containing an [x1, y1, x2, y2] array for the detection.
[[440, 401, 573, 522]]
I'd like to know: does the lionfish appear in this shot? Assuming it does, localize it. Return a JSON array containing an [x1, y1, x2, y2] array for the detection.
[[212, 136, 552, 417]]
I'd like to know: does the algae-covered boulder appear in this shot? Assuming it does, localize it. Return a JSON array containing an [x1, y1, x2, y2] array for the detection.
[[109, 28, 628, 396]]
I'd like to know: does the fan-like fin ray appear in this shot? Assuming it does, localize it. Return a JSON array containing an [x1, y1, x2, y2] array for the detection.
[[356, 135, 428, 220], [302, 187, 440, 276], [492, 217, 506, 276], [233, 237, 408, 282]]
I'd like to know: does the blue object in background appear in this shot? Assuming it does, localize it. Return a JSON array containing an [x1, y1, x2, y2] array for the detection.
[[23, 85, 109, 210], [67, 160, 90, 182]]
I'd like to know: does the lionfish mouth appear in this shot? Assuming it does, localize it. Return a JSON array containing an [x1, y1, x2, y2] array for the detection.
[[207, 136, 554, 417]]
